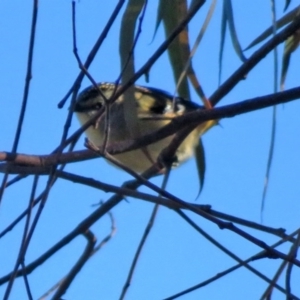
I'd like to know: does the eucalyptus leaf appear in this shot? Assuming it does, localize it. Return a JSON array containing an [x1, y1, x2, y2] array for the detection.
[[119, 0, 146, 138], [177, 0, 217, 107], [194, 119, 218, 194], [284, 0, 292, 11], [281, 29, 300, 89], [157, 0, 191, 99], [245, 5, 300, 50], [219, 0, 247, 84], [225, 0, 247, 62], [195, 139, 206, 195], [219, 0, 227, 85]]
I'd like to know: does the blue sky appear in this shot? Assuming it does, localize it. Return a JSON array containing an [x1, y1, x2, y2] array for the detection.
[[0, 1, 300, 299]]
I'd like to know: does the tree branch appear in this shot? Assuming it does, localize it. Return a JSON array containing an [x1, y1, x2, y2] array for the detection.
[[0, 86, 299, 173]]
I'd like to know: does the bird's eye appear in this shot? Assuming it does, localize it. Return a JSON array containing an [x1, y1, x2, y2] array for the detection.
[[94, 103, 102, 110]]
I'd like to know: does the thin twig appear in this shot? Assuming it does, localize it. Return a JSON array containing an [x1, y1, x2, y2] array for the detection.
[[2, 0, 39, 297], [176, 0, 217, 107], [71, 1, 106, 99], [62, 0, 206, 143], [38, 211, 116, 300], [165, 224, 300, 300], [71, 1, 112, 152], [1, 85, 300, 174], [84, 135, 300, 267], [210, 13, 300, 106], [285, 231, 300, 299], [19, 175, 39, 299], [260, 0, 279, 221], [86, 154, 300, 266], [52, 230, 96, 299], [116, 0, 148, 85], [21, 261, 33, 300], [0, 167, 292, 252], [0, 0, 39, 202], [58, 0, 126, 108], [92, 210, 117, 253], [119, 162, 170, 300], [119, 204, 160, 300], [0, 175, 152, 285]]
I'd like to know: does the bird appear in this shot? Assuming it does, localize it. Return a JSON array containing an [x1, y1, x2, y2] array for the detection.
[[74, 82, 212, 173]]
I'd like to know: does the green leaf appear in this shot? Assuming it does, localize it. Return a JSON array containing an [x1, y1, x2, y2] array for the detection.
[[219, 0, 247, 84], [194, 119, 217, 195], [245, 5, 300, 50], [157, 0, 191, 99], [119, 0, 146, 138], [119, 0, 146, 80], [156, 0, 217, 191], [224, 0, 247, 62], [194, 139, 206, 194], [176, 0, 217, 106], [219, 0, 227, 85], [153, 1, 163, 42], [261, 106, 277, 221], [284, 0, 292, 11], [281, 29, 300, 89]]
